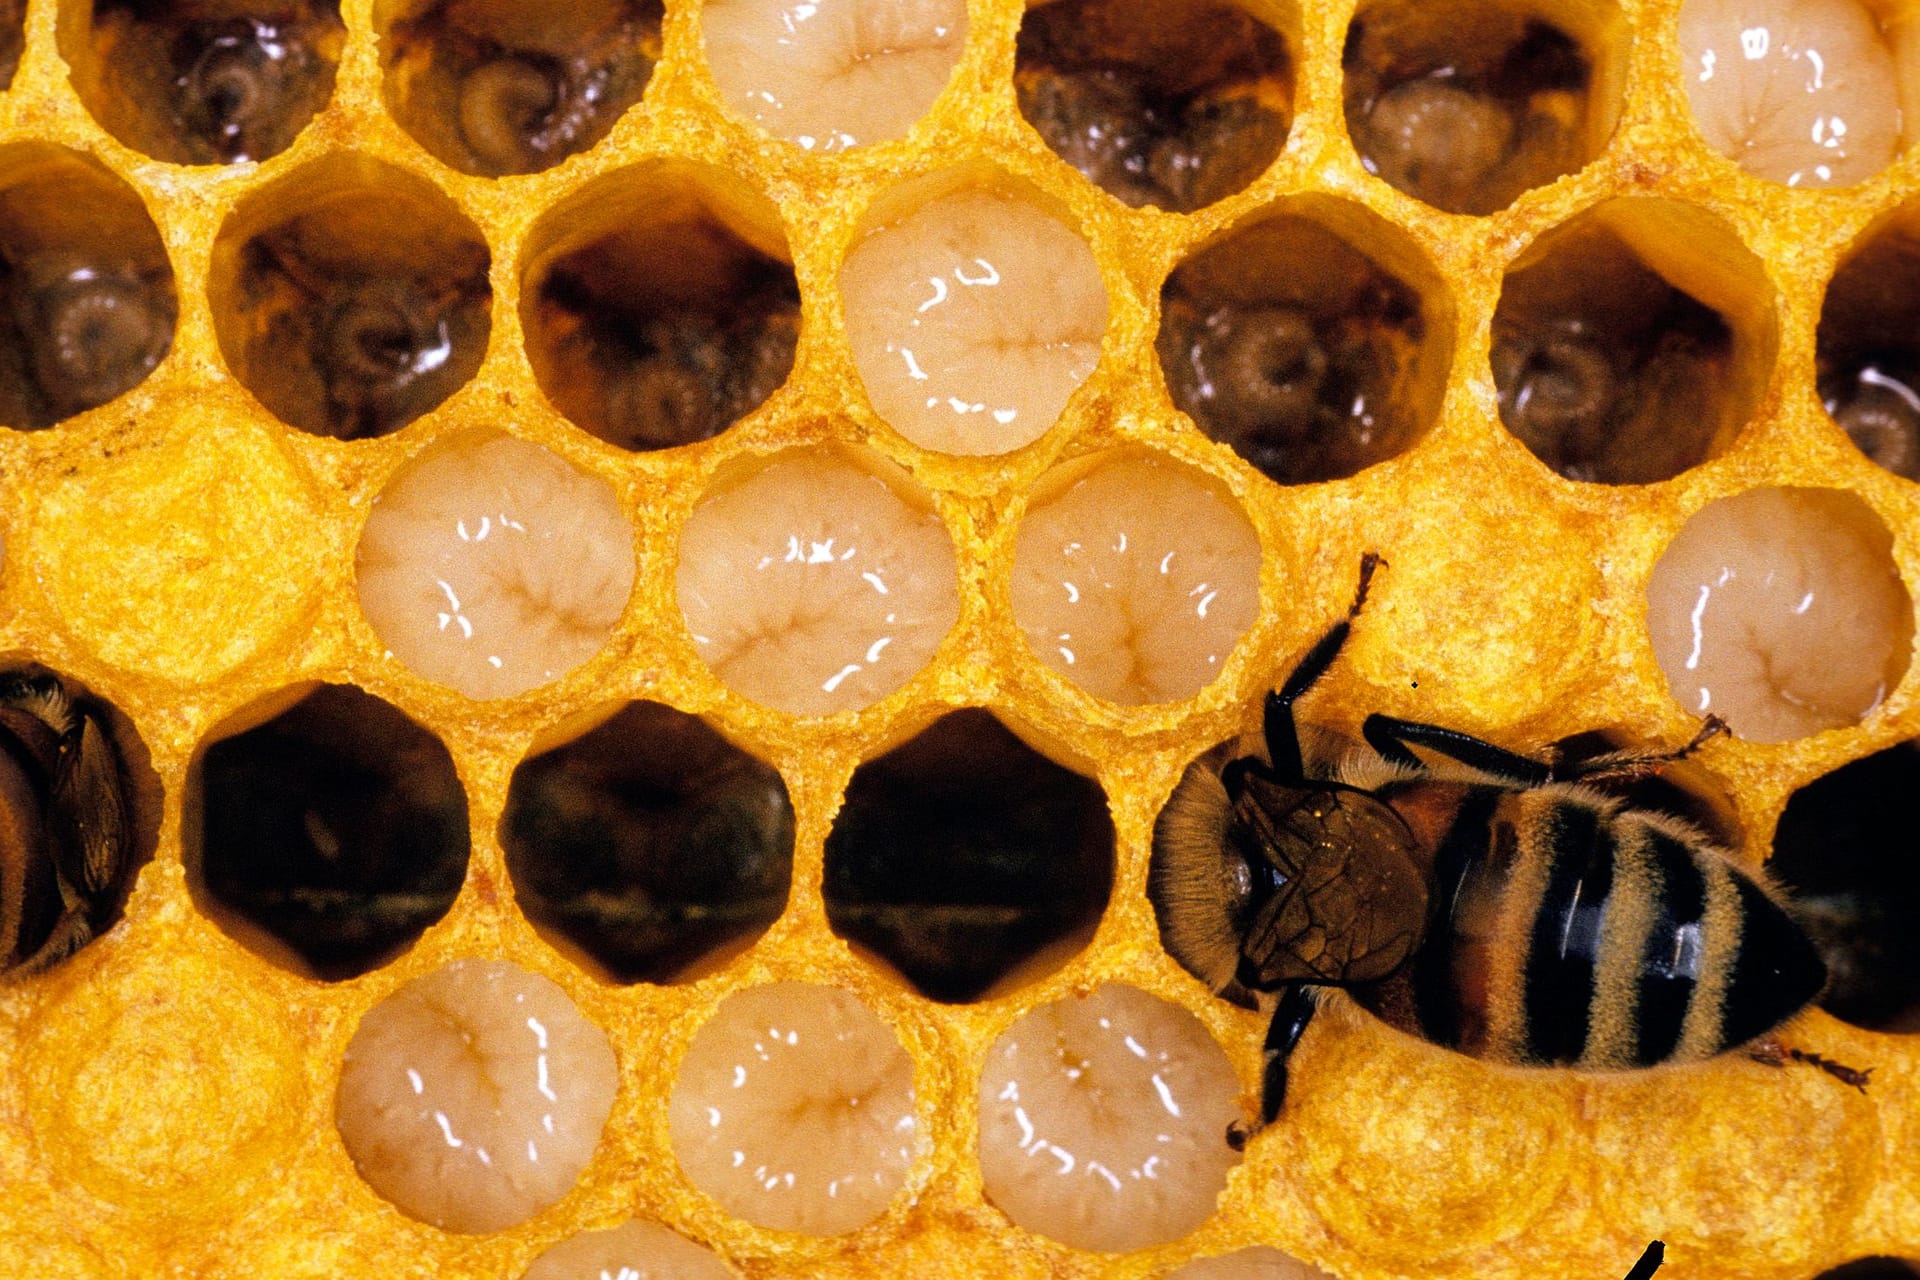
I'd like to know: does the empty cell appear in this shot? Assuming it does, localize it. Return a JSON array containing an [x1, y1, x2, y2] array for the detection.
[[192, 684, 468, 981], [1810, 1262, 1920, 1280], [977, 982, 1242, 1253], [1645, 487, 1912, 743], [522, 1219, 739, 1279], [1679, 0, 1902, 188], [824, 708, 1114, 1002], [0, 146, 177, 432], [0, 0, 21, 89], [356, 429, 638, 700], [68, 0, 344, 165], [1818, 210, 1920, 481], [500, 701, 794, 984], [208, 156, 491, 440], [1344, 0, 1617, 215], [1772, 742, 1920, 1032], [1014, 0, 1292, 213], [1158, 207, 1442, 485], [701, 0, 967, 152], [378, 0, 662, 177], [523, 168, 799, 453], [1163, 1248, 1337, 1279], [675, 445, 959, 716], [668, 982, 919, 1235], [1490, 201, 1766, 485], [335, 957, 620, 1234], [1010, 451, 1261, 706], [838, 184, 1108, 456]]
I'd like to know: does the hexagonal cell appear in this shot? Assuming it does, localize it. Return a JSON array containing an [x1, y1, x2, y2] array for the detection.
[[1490, 199, 1775, 484], [0, 144, 176, 431], [61, 1, 345, 165], [0, 0, 22, 90], [1645, 487, 1912, 743], [1679, 0, 1905, 189], [1014, 0, 1294, 212], [1771, 742, 1920, 1032], [0, 664, 159, 975], [1342, 0, 1624, 214], [375, 0, 662, 177], [824, 709, 1114, 1002], [522, 164, 799, 453], [1813, 1262, 1920, 1280], [500, 701, 794, 984], [1164, 1249, 1336, 1280], [1818, 204, 1920, 481], [1158, 201, 1448, 485], [208, 154, 490, 440], [190, 683, 469, 981], [702, 0, 967, 152]]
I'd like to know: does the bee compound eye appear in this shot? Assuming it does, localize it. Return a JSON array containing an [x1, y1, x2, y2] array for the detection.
[[520, 1219, 739, 1280]]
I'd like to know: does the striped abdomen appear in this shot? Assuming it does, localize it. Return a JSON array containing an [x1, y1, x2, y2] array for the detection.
[[1358, 783, 1827, 1069]]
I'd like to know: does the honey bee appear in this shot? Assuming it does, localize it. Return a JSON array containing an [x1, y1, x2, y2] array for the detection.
[[0, 670, 133, 974], [1151, 555, 1856, 1141]]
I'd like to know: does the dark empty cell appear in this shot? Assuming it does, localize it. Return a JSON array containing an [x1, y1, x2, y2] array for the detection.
[[195, 685, 469, 981], [0, 0, 22, 90], [1818, 221, 1920, 482], [81, 1, 344, 165], [1770, 742, 1920, 1034], [1491, 222, 1734, 484], [824, 709, 1114, 1002], [1014, 0, 1292, 213], [500, 702, 793, 984], [1343, 5, 1593, 215], [0, 147, 177, 431], [530, 214, 799, 452], [382, 0, 663, 178], [1815, 1262, 1920, 1280], [1159, 212, 1433, 485]]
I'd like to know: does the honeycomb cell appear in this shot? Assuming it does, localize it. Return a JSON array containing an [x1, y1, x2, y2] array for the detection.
[[0, 0, 23, 90], [522, 1220, 739, 1280], [1014, 0, 1293, 212], [702, 0, 967, 152], [191, 683, 468, 981], [355, 429, 638, 700], [0, 145, 176, 431], [977, 982, 1242, 1253], [377, 0, 662, 176], [1679, 0, 1902, 189], [1645, 487, 1912, 742], [335, 957, 620, 1234], [65, 0, 345, 165], [668, 982, 919, 1236], [208, 154, 491, 440], [1818, 206, 1920, 481], [1158, 203, 1446, 485], [1164, 1249, 1336, 1280], [839, 181, 1108, 456], [522, 164, 799, 453], [824, 708, 1114, 1001], [1491, 199, 1771, 484], [1010, 450, 1261, 705], [675, 444, 959, 715], [500, 701, 794, 984], [1342, 0, 1621, 215], [1771, 742, 1920, 1032], [1815, 1262, 1920, 1280]]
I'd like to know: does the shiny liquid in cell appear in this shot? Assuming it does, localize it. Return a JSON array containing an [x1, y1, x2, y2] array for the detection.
[[1818, 221, 1920, 480]]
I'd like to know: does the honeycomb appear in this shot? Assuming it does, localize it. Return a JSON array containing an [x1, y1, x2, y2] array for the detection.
[[0, 0, 1917, 1276]]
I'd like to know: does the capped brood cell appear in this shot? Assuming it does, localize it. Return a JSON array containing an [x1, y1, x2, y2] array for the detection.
[[1818, 200, 1920, 481]]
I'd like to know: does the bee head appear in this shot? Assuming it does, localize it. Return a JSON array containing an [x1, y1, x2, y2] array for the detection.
[[1149, 747, 1260, 1005]]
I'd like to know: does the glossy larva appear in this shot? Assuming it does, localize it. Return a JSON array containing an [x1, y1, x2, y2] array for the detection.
[[1645, 487, 1912, 742], [674, 446, 959, 715], [667, 982, 919, 1235], [701, 0, 968, 152], [1010, 452, 1262, 705], [355, 430, 638, 700], [10, 252, 175, 424], [520, 1219, 739, 1279], [1163, 1247, 1338, 1280], [838, 186, 1108, 456], [976, 983, 1242, 1252], [334, 958, 620, 1234], [1679, 0, 1902, 187]]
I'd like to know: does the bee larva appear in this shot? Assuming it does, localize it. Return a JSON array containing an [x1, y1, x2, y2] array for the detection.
[[0, 671, 134, 974], [1151, 555, 1862, 1140]]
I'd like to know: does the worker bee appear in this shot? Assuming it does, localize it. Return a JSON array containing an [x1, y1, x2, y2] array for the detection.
[[0, 669, 134, 974], [1151, 555, 1853, 1141]]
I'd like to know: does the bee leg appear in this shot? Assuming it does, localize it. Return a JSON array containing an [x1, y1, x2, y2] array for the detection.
[[1260, 553, 1383, 784], [1623, 1240, 1665, 1280], [1747, 1037, 1872, 1093], [1361, 714, 1551, 785], [1228, 984, 1317, 1150], [1555, 716, 1730, 785]]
